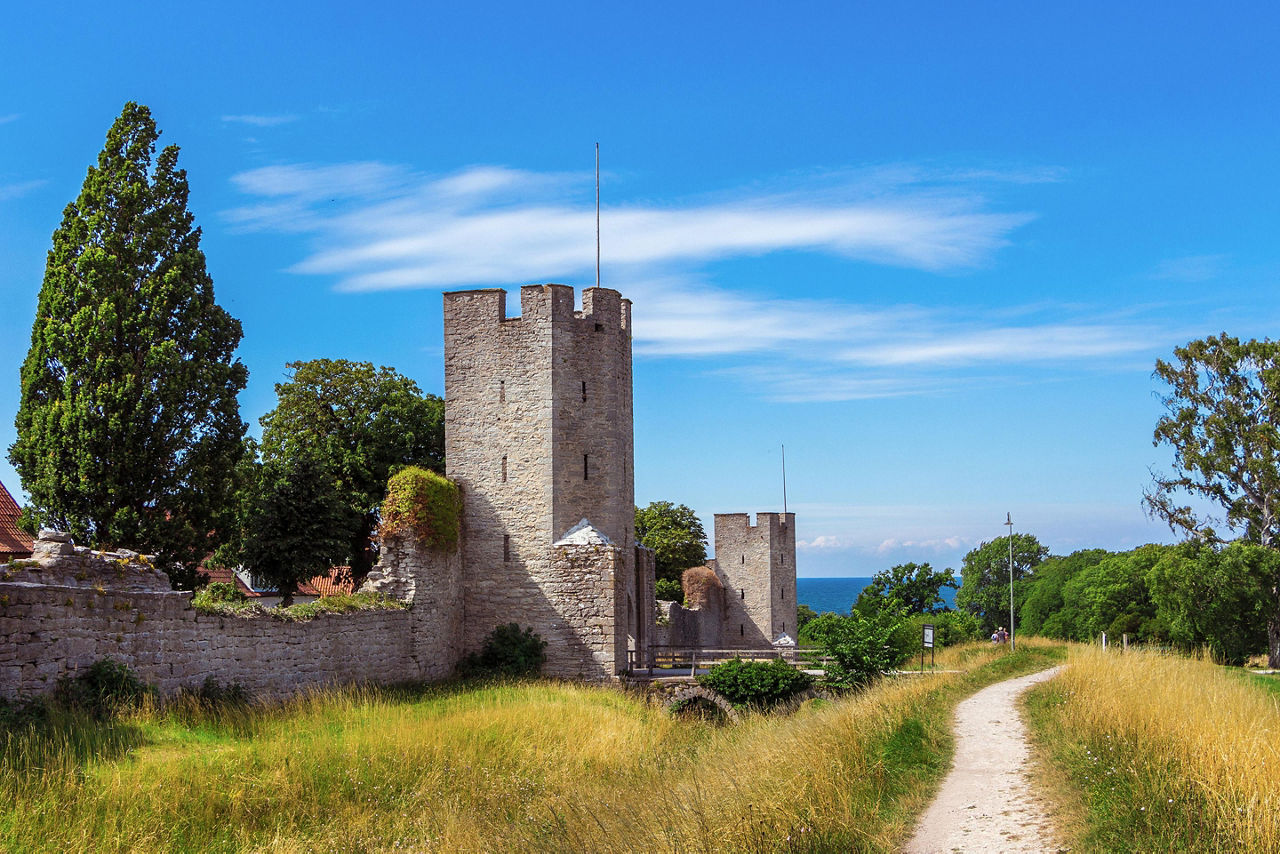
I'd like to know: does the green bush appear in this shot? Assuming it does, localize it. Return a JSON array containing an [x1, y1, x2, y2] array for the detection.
[[52, 659, 152, 719], [805, 611, 900, 690], [888, 612, 983, 665], [697, 657, 813, 709], [192, 582, 258, 615], [459, 623, 547, 678], [655, 577, 683, 603], [380, 465, 462, 551]]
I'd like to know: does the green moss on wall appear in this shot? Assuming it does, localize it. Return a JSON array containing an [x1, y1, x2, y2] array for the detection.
[[379, 466, 462, 552]]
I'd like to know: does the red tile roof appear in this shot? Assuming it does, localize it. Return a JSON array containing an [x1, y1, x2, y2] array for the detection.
[[0, 481, 33, 560], [299, 566, 356, 598]]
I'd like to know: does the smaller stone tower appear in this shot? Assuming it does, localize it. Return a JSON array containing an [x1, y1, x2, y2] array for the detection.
[[713, 512, 797, 647]]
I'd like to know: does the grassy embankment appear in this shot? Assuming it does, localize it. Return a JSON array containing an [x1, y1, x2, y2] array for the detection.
[[1026, 644, 1280, 853], [0, 640, 1062, 853]]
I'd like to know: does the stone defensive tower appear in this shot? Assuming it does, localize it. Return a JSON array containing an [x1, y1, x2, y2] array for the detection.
[[443, 284, 648, 678], [713, 512, 797, 647]]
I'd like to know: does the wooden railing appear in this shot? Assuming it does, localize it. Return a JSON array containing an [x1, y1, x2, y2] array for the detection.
[[626, 645, 830, 676]]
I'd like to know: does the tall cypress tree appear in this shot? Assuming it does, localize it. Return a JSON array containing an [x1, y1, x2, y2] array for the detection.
[[9, 102, 248, 588]]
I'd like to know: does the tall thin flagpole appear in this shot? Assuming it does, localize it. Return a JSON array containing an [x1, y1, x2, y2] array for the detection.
[[595, 143, 600, 289], [1007, 512, 1015, 652], [782, 444, 788, 516]]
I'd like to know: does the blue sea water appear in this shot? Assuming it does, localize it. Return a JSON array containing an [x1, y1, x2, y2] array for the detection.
[[797, 577, 958, 615]]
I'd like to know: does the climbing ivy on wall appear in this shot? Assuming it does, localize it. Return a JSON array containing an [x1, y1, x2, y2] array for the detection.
[[379, 466, 462, 551]]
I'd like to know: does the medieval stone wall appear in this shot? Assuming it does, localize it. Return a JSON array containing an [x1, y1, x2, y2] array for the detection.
[[0, 533, 424, 699]]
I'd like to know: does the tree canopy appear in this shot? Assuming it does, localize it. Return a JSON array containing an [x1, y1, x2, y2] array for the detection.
[[1146, 334, 1280, 666], [8, 102, 247, 589], [855, 561, 956, 615], [1146, 334, 1280, 547], [258, 359, 444, 588], [955, 533, 1047, 635], [634, 501, 708, 587], [236, 450, 350, 606]]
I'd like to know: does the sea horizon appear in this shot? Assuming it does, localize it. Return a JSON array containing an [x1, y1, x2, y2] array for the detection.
[[797, 576, 959, 615]]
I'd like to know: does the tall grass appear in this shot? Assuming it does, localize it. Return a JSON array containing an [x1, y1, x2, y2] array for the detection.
[[1026, 645, 1280, 853], [0, 640, 1061, 853]]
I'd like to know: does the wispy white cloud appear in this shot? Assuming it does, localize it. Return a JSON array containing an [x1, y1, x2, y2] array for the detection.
[[1149, 253, 1228, 283], [221, 113, 300, 127], [227, 161, 1032, 293], [0, 179, 46, 201], [840, 324, 1157, 367], [225, 160, 1171, 400]]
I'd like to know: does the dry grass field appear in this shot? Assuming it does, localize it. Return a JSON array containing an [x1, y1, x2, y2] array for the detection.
[[1026, 644, 1280, 853], [0, 640, 1062, 853]]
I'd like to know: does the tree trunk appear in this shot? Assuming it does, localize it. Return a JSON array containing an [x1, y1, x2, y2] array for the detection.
[[1269, 613, 1280, 669], [348, 525, 376, 591], [280, 583, 295, 608]]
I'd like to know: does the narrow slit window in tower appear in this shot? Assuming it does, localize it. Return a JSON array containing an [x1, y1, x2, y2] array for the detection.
[[583, 454, 589, 480], [740, 588, 745, 600], [780, 586, 785, 601], [581, 380, 587, 402], [503, 534, 510, 562], [501, 454, 507, 483], [741, 554, 745, 564], [740, 624, 745, 637], [499, 379, 505, 403]]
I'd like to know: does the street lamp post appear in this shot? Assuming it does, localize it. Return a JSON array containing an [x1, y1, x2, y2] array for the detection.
[[1006, 512, 1015, 652]]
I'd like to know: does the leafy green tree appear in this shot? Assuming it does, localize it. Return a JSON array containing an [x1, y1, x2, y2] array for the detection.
[[9, 102, 247, 589], [635, 501, 708, 587], [855, 562, 957, 615], [236, 450, 349, 606], [1064, 545, 1168, 642], [796, 603, 819, 634], [1146, 335, 1280, 548], [1147, 540, 1273, 664], [955, 533, 1048, 635], [1019, 549, 1110, 638], [1145, 334, 1280, 665], [804, 610, 901, 689], [259, 359, 443, 588]]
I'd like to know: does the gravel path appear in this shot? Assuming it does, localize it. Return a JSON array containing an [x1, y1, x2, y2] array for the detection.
[[903, 666, 1065, 854]]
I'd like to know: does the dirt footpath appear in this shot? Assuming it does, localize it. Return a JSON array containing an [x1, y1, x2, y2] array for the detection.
[[903, 666, 1065, 854]]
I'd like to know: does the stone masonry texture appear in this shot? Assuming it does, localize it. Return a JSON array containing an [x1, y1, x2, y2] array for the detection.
[[712, 513, 798, 648], [443, 285, 647, 678], [0, 533, 423, 699]]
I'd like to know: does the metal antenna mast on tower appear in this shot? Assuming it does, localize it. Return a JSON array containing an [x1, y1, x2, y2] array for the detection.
[[595, 143, 601, 289], [782, 444, 788, 516]]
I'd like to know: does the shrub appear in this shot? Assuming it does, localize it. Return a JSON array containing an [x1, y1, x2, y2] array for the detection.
[[655, 577, 683, 603], [196, 581, 247, 604], [52, 659, 152, 719], [189, 676, 250, 707], [273, 592, 408, 622], [192, 582, 259, 615], [459, 623, 547, 678], [698, 657, 813, 709], [805, 611, 900, 690], [379, 466, 462, 551]]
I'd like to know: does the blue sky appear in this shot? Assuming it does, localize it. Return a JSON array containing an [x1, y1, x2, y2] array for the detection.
[[2, 2, 1278, 576]]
